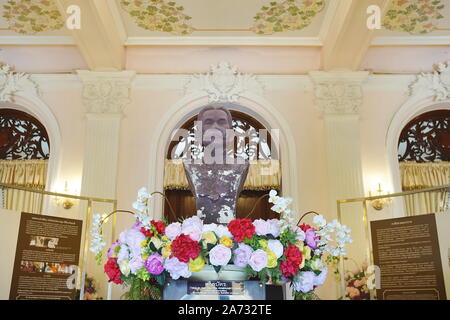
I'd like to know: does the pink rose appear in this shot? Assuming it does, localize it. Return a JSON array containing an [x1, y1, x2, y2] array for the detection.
[[249, 249, 268, 272], [166, 222, 182, 240], [267, 219, 282, 237], [253, 219, 271, 236], [209, 244, 232, 266], [182, 216, 203, 242]]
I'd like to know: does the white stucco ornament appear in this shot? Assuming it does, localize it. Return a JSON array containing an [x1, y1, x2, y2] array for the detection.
[[0, 63, 39, 102], [410, 62, 450, 100], [184, 61, 264, 103]]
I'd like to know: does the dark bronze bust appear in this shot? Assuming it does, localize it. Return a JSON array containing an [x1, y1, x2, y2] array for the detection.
[[183, 105, 249, 224]]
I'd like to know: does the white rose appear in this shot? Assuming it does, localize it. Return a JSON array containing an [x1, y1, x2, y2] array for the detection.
[[118, 259, 131, 277], [267, 239, 284, 259]]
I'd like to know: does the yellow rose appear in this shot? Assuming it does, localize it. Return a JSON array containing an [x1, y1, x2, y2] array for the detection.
[[295, 241, 304, 250], [161, 235, 168, 242], [151, 237, 162, 250], [162, 243, 171, 258], [259, 239, 268, 249], [220, 236, 233, 248], [202, 231, 217, 245], [265, 249, 277, 268], [141, 240, 148, 247], [302, 245, 311, 261], [188, 256, 205, 272]]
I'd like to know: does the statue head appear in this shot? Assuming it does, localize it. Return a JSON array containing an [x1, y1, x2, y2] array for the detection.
[[197, 104, 233, 149]]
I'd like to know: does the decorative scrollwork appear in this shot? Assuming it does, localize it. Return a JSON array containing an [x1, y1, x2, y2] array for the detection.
[[398, 109, 450, 162], [0, 109, 50, 159]]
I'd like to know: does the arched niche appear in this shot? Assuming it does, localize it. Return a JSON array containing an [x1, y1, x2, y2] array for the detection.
[[147, 93, 300, 221]]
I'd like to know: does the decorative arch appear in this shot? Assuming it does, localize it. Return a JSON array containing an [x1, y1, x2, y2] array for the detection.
[[147, 62, 300, 220], [0, 64, 62, 193], [386, 62, 450, 213]]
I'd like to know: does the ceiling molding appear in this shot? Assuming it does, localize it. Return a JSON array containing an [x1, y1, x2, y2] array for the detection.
[[0, 36, 75, 45], [27, 73, 416, 93], [372, 36, 450, 46], [125, 36, 323, 47]]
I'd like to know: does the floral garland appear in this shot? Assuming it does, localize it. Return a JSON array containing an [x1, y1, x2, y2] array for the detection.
[[120, 0, 193, 35], [91, 188, 352, 300], [252, 0, 325, 35], [2, 0, 64, 34], [383, 0, 445, 34]]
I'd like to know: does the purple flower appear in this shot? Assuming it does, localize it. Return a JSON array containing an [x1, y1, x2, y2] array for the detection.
[[128, 256, 144, 275], [248, 249, 268, 272], [145, 254, 164, 275], [107, 241, 120, 258], [293, 271, 315, 293], [119, 228, 146, 258], [233, 243, 253, 267], [305, 228, 318, 249], [164, 257, 191, 280], [132, 221, 143, 230], [313, 267, 328, 287], [166, 222, 182, 240], [209, 244, 232, 266]]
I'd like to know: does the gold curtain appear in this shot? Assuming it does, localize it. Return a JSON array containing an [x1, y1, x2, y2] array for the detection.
[[164, 159, 281, 191], [399, 161, 450, 216], [0, 159, 48, 213]]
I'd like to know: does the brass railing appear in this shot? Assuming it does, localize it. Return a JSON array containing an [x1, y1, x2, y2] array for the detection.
[[0, 182, 117, 300]]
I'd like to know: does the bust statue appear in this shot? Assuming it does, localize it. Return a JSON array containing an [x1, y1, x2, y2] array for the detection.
[[183, 105, 249, 224]]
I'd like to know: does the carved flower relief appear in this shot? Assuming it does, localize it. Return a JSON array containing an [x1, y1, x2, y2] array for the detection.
[[252, 0, 325, 35], [120, 0, 193, 35], [383, 0, 445, 34], [2, 0, 64, 34]]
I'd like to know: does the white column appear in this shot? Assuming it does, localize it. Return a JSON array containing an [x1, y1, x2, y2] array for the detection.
[[76, 70, 135, 300], [309, 71, 369, 299], [77, 70, 135, 199], [309, 71, 368, 213]]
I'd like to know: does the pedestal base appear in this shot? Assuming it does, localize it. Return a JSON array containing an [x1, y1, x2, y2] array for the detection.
[[163, 280, 266, 300]]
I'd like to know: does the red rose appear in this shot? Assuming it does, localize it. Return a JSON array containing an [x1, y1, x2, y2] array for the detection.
[[284, 244, 303, 266], [228, 219, 256, 242], [104, 258, 123, 284], [280, 260, 299, 277], [299, 223, 311, 232], [140, 220, 166, 238], [171, 234, 201, 263]]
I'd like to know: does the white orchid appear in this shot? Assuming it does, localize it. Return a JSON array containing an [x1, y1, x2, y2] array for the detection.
[[89, 214, 106, 255]]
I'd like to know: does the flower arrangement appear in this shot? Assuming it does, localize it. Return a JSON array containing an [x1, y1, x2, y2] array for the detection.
[[344, 261, 372, 300], [91, 188, 352, 300], [75, 275, 102, 300]]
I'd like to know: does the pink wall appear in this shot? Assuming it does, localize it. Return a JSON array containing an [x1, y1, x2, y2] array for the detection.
[[126, 46, 321, 74]]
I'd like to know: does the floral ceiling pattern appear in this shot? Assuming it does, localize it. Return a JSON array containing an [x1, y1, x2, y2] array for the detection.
[[0, 0, 447, 36], [120, 0, 193, 35], [383, 0, 445, 34], [2, 0, 64, 34], [252, 0, 325, 35]]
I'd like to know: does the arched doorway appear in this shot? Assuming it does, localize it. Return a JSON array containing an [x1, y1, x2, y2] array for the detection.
[[0, 108, 50, 213], [163, 108, 281, 222], [397, 109, 450, 216]]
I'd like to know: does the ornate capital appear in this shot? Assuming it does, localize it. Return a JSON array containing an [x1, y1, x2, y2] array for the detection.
[[410, 61, 450, 100], [77, 70, 135, 114], [0, 63, 39, 102], [309, 71, 369, 115], [184, 61, 264, 103]]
